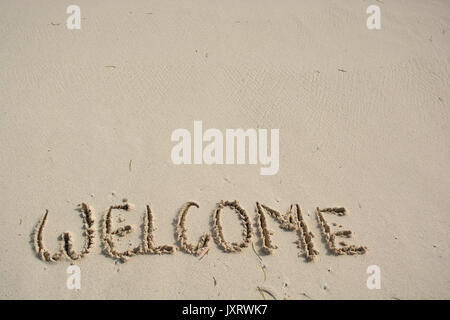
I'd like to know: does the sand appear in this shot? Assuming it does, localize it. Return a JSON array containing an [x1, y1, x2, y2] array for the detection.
[[0, 0, 449, 299]]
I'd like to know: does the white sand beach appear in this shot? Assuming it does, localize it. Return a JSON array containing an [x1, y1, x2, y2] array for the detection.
[[0, 0, 449, 299]]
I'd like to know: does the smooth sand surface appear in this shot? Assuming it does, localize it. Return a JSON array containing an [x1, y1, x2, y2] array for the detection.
[[0, 0, 449, 299]]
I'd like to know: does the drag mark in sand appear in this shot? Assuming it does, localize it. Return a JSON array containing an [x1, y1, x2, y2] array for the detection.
[[257, 286, 278, 300]]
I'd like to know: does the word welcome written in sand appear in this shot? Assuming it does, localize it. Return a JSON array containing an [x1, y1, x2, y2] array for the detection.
[[33, 200, 367, 263]]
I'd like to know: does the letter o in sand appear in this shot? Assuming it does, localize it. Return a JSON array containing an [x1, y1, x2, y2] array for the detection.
[[212, 200, 253, 252]]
